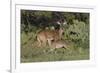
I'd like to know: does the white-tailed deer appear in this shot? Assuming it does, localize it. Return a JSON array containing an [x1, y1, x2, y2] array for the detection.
[[37, 27, 64, 47], [36, 18, 67, 47], [49, 40, 68, 53]]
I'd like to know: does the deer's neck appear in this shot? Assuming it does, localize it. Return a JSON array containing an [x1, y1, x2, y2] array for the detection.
[[58, 29, 63, 39]]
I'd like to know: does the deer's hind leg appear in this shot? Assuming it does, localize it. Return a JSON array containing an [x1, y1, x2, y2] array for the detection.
[[37, 37, 42, 47]]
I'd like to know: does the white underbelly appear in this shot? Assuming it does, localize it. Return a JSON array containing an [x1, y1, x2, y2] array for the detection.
[[55, 44, 64, 48]]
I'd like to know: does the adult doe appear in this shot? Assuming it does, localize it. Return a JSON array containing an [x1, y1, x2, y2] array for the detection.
[[36, 27, 64, 47]]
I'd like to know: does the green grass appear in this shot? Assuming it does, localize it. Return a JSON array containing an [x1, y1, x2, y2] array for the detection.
[[21, 32, 89, 63]]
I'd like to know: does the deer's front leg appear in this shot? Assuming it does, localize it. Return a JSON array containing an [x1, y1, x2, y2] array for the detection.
[[47, 39, 52, 47]]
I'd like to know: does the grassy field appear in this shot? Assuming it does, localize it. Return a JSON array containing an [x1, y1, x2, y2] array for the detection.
[[21, 32, 89, 63]]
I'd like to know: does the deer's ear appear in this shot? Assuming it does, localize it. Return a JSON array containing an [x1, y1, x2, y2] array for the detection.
[[63, 21, 67, 25], [57, 21, 61, 25]]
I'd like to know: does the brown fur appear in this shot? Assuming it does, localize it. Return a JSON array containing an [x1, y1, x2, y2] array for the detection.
[[37, 28, 64, 47]]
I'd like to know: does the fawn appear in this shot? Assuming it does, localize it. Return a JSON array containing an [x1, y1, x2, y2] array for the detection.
[[49, 40, 68, 53]]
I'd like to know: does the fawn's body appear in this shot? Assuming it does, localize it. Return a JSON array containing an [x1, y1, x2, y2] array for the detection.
[[51, 40, 67, 49], [37, 28, 64, 47], [49, 40, 68, 52]]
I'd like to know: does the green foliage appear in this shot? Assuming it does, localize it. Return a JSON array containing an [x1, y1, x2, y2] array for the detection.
[[62, 12, 75, 24], [34, 11, 52, 18], [63, 20, 89, 49]]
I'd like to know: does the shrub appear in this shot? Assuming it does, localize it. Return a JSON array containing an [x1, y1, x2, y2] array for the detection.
[[63, 20, 89, 49]]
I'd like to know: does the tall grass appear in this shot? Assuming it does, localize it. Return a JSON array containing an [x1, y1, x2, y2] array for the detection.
[[21, 20, 89, 63]]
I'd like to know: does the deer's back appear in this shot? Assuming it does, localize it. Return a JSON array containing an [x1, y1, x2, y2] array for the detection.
[[39, 29, 58, 38]]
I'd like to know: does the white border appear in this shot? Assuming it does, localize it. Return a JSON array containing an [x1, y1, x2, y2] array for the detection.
[[11, 3, 96, 73]]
